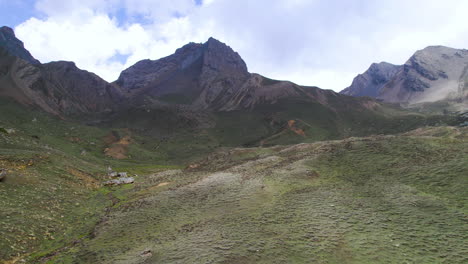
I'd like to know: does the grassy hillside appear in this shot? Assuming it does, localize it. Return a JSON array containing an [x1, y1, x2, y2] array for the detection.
[[110, 96, 456, 151], [0, 98, 465, 263], [0, 99, 180, 262], [31, 126, 467, 264], [211, 97, 455, 147]]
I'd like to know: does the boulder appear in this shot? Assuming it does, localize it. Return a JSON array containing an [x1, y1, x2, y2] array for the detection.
[[117, 172, 128, 177], [104, 177, 134, 186]]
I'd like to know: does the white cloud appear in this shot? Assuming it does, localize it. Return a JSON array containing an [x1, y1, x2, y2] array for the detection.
[[13, 0, 468, 90]]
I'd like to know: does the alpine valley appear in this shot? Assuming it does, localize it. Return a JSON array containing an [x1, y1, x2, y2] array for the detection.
[[0, 26, 467, 264]]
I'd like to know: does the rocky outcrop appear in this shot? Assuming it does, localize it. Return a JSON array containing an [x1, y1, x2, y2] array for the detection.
[[342, 46, 468, 105], [341, 62, 401, 97], [0, 26, 39, 65], [104, 177, 134, 186]]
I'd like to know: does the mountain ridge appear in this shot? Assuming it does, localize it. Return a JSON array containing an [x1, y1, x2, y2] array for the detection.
[[0, 26, 361, 116], [341, 45, 468, 106], [0, 26, 40, 65], [0, 26, 456, 149]]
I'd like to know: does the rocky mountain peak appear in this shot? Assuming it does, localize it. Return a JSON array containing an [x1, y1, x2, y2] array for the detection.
[[115, 37, 250, 107], [0, 26, 40, 64], [202, 37, 248, 76], [340, 62, 401, 97], [174, 42, 203, 55], [0, 26, 14, 36], [343, 45, 468, 105]]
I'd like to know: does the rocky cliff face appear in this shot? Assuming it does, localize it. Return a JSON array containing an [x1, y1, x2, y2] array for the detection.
[[379, 46, 468, 103], [116, 37, 250, 109], [0, 27, 123, 116], [116, 37, 341, 111], [341, 62, 401, 98], [0, 26, 39, 65], [341, 46, 468, 105]]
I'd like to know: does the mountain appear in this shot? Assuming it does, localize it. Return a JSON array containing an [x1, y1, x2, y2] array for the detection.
[[0, 26, 454, 148], [341, 46, 468, 105], [113, 37, 432, 146], [380, 46, 468, 103], [116, 37, 250, 109], [1, 26, 465, 264], [341, 62, 401, 98], [0, 26, 123, 116], [116, 37, 353, 112]]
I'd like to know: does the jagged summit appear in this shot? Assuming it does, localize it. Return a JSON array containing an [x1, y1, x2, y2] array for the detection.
[[0, 27, 384, 120], [341, 45, 468, 104], [114, 37, 337, 110], [379, 45, 468, 103], [115, 37, 252, 108], [0, 26, 40, 64]]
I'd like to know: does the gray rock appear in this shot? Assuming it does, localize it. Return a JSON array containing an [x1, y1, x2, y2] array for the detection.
[[5, 128, 15, 134], [104, 177, 134, 186]]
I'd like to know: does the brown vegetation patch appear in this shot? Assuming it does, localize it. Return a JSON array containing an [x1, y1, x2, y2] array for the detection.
[[67, 168, 100, 189], [68, 137, 82, 143], [361, 99, 380, 110], [102, 131, 120, 145], [103, 133, 132, 159], [288, 120, 306, 137]]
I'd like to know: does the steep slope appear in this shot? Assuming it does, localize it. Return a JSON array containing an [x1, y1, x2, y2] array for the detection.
[[116, 37, 348, 111], [116, 37, 251, 109], [380, 46, 468, 103], [341, 46, 468, 105], [0, 27, 455, 149], [111, 38, 456, 147], [0, 26, 39, 64], [0, 27, 123, 116], [341, 62, 401, 97]]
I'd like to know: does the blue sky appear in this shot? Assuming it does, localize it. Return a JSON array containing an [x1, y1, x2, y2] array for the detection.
[[1, 0, 467, 91]]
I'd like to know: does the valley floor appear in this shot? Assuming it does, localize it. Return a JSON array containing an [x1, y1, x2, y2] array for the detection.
[[0, 127, 468, 263], [2, 126, 465, 263]]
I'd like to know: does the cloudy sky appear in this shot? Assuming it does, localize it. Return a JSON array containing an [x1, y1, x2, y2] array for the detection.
[[1, 0, 467, 91]]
